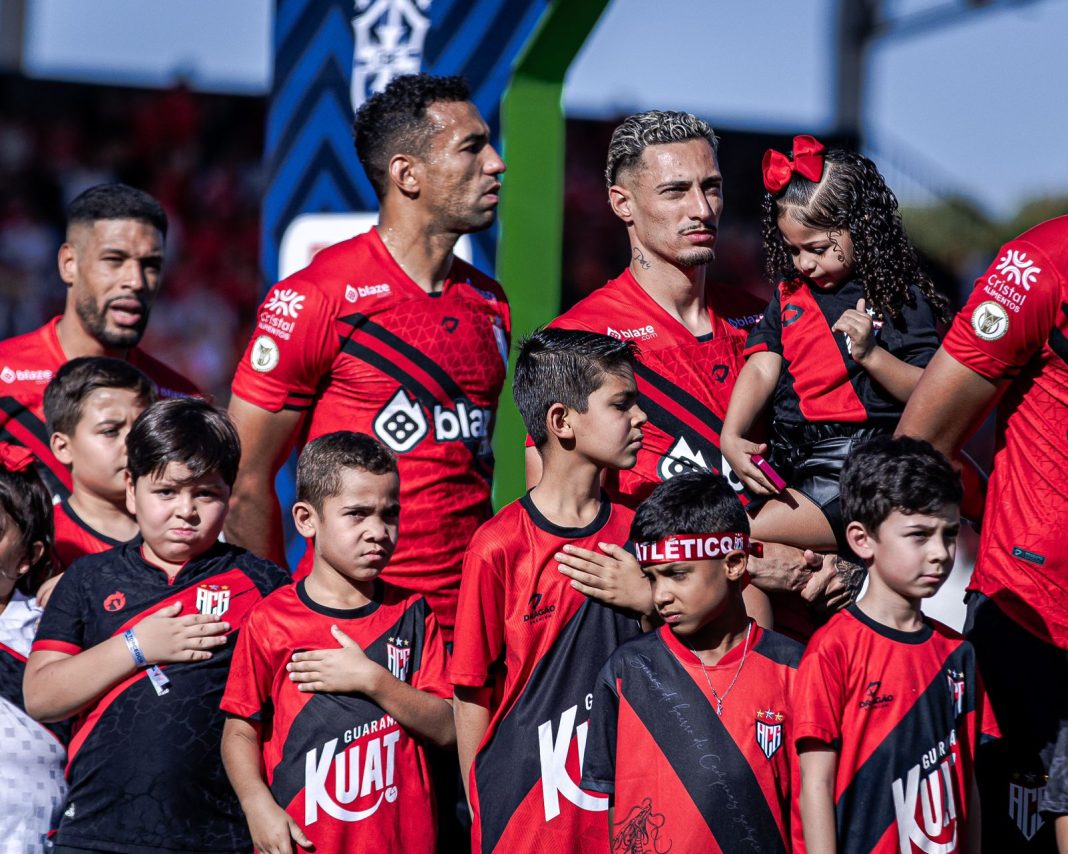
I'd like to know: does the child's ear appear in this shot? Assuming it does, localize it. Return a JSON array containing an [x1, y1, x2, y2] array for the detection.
[[724, 550, 748, 581], [845, 521, 875, 562], [50, 432, 74, 466], [17, 541, 45, 578], [124, 470, 136, 515], [545, 402, 574, 442], [292, 502, 319, 539]]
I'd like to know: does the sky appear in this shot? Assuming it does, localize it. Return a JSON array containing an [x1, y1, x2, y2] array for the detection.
[[18, 0, 1068, 217]]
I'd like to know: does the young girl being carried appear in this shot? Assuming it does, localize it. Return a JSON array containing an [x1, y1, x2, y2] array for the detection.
[[722, 135, 948, 565]]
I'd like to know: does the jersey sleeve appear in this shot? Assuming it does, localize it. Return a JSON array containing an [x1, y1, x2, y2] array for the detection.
[[412, 602, 451, 700], [973, 669, 1001, 746], [580, 658, 620, 795], [792, 634, 847, 747], [230, 280, 340, 413], [449, 539, 505, 688], [220, 605, 278, 720], [743, 287, 782, 357], [888, 287, 942, 368], [31, 564, 88, 656], [942, 238, 1062, 380]]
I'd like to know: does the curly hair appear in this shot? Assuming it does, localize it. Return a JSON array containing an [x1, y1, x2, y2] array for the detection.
[[762, 147, 948, 321], [353, 73, 471, 200], [605, 110, 719, 188]]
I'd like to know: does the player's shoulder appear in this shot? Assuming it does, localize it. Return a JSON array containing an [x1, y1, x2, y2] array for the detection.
[[984, 216, 1068, 294], [552, 272, 635, 333], [753, 626, 804, 669], [801, 607, 859, 656], [226, 546, 292, 593], [0, 319, 61, 387], [708, 283, 768, 332], [452, 258, 508, 305], [260, 231, 379, 308], [466, 499, 530, 555], [607, 627, 663, 669], [129, 348, 200, 397], [0, 320, 53, 362]]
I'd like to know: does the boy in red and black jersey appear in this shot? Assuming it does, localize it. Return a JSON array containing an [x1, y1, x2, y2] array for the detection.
[[452, 329, 649, 854], [582, 471, 804, 853], [221, 432, 453, 854], [795, 436, 999, 853], [43, 358, 156, 578], [24, 398, 290, 853]]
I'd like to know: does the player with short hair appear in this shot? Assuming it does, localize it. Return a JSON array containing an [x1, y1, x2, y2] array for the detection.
[[795, 436, 998, 853], [222, 431, 453, 854], [227, 72, 510, 647], [44, 356, 156, 574], [0, 183, 197, 499], [898, 216, 1068, 852], [581, 471, 803, 852], [24, 397, 290, 853], [452, 328, 647, 853]]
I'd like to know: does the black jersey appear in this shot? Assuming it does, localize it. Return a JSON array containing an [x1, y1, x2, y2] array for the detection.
[[33, 539, 290, 853]]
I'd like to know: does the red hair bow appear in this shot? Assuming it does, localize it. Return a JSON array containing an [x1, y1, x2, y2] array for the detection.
[[0, 443, 34, 473], [762, 134, 826, 194]]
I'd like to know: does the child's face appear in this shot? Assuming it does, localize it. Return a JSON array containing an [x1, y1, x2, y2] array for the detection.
[[642, 553, 746, 638], [0, 509, 31, 604], [847, 507, 960, 602], [126, 462, 230, 570], [777, 213, 854, 288], [297, 468, 400, 583], [565, 370, 646, 470], [54, 387, 147, 502]]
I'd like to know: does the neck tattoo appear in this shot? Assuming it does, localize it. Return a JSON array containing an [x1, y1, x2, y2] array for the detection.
[[689, 621, 753, 716]]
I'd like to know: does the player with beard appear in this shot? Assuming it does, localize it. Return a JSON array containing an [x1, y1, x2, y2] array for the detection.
[[539, 112, 855, 637], [0, 184, 197, 499]]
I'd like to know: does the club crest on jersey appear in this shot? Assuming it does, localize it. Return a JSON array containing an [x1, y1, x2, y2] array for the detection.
[[196, 583, 231, 617], [658, 435, 709, 482], [386, 636, 411, 681], [946, 669, 965, 718], [1009, 773, 1046, 841], [103, 591, 126, 612], [755, 709, 784, 759]]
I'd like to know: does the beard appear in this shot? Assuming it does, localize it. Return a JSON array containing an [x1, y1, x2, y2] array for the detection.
[[676, 246, 716, 269], [75, 292, 149, 349]]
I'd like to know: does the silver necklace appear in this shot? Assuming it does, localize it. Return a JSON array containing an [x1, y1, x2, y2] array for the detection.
[[690, 621, 753, 716]]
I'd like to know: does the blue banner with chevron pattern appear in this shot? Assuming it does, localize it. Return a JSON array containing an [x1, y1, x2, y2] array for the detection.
[[263, 0, 548, 287]]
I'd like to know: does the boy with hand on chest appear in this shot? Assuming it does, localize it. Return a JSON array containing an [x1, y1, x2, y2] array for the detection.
[[221, 431, 453, 854], [24, 397, 291, 854], [794, 436, 999, 853], [451, 328, 650, 854], [581, 471, 804, 853]]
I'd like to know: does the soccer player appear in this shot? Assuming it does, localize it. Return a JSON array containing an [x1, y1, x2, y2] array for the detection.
[[543, 111, 855, 638], [581, 471, 803, 852], [451, 329, 647, 853], [898, 216, 1068, 852], [227, 72, 509, 646], [23, 398, 290, 853], [795, 436, 998, 853], [0, 184, 197, 499], [44, 357, 156, 574], [222, 432, 453, 854]]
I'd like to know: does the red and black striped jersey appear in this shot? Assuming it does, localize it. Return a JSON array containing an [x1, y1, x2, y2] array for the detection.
[[32, 539, 290, 853], [794, 605, 1000, 853], [549, 270, 764, 507], [0, 317, 198, 500], [581, 622, 804, 853], [230, 229, 510, 641], [450, 494, 641, 854], [744, 278, 941, 425], [53, 499, 128, 570], [941, 216, 1068, 648], [221, 579, 449, 854]]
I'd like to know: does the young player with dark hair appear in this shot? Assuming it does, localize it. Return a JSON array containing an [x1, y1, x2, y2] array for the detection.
[[221, 431, 453, 854], [44, 356, 156, 576], [452, 328, 648, 854], [581, 471, 803, 853], [0, 183, 197, 500], [795, 435, 998, 853], [23, 397, 290, 853], [0, 443, 66, 849]]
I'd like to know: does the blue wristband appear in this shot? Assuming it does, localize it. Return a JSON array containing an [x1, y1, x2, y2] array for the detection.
[[123, 629, 147, 667]]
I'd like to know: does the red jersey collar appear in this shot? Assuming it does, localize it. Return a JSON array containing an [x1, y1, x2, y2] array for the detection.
[[366, 226, 466, 298], [658, 619, 760, 668], [615, 269, 733, 340]]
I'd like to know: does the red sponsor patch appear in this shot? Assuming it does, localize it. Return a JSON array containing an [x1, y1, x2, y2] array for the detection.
[[103, 591, 126, 612]]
